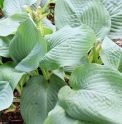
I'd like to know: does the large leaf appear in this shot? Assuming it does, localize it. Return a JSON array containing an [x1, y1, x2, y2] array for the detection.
[[101, 37, 122, 72], [64, 56, 88, 73], [20, 74, 66, 124], [0, 35, 13, 57], [100, 0, 122, 39], [55, 0, 111, 40], [40, 25, 96, 70], [0, 13, 29, 36], [44, 103, 97, 124], [3, 0, 38, 17], [58, 63, 122, 124], [0, 62, 25, 90], [0, 81, 13, 111], [9, 18, 46, 72]]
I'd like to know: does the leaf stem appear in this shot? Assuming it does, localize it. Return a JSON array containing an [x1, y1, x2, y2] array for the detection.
[[41, 69, 49, 80]]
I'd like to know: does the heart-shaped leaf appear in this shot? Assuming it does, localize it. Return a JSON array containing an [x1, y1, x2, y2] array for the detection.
[[40, 25, 96, 70], [100, 0, 122, 39], [9, 18, 47, 72], [55, 0, 111, 40], [101, 37, 122, 72], [0, 81, 13, 111], [0, 62, 25, 90], [20, 74, 66, 124], [0, 13, 29, 36], [59, 63, 122, 124], [44, 103, 96, 124], [3, 0, 37, 17]]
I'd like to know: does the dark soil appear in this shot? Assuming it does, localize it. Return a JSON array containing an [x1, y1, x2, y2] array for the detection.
[[115, 39, 122, 47], [0, 9, 3, 19], [47, 3, 55, 25]]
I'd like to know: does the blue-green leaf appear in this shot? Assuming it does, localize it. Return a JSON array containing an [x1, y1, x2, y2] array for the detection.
[[0, 62, 25, 90], [0, 13, 29, 36], [9, 18, 47, 72], [0, 81, 13, 111], [59, 63, 122, 124], [20, 74, 66, 124], [55, 0, 111, 40], [40, 25, 96, 70]]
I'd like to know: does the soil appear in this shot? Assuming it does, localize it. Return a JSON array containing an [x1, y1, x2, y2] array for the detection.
[[0, 9, 3, 19], [115, 39, 122, 47], [47, 3, 55, 25]]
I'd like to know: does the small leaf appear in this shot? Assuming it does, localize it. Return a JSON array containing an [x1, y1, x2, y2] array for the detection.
[[0, 81, 13, 111], [20, 74, 66, 124], [59, 63, 122, 124], [0, 62, 25, 90], [40, 25, 96, 70], [101, 37, 122, 72], [9, 18, 47, 72], [0, 13, 29, 36]]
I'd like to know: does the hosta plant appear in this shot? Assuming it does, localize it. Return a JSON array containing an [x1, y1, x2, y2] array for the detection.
[[0, 0, 122, 124]]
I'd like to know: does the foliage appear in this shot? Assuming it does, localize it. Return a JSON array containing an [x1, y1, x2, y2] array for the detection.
[[0, 0, 122, 124], [0, 0, 4, 9]]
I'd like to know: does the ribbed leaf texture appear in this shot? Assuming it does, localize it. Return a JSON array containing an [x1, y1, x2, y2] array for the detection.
[[3, 0, 37, 17], [0, 13, 29, 36], [101, 37, 122, 72], [100, 0, 122, 39], [59, 64, 122, 124], [0, 35, 13, 57], [40, 25, 96, 70], [0, 62, 25, 90], [44, 104, 97, 124], [20, 74, 66, 124], [55, 0, 111, 40], [0, 81, 13, 111], [9, 18, 47, 72]]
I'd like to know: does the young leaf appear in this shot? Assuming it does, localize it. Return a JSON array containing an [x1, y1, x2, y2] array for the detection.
[[101, 37, 122, 72], [40, 25, 96, 70], [0, 13, 29, 36], [3, 0, 38, 17], [0, 81, 13, 111], [0, 35, 13, 57], [44, 103, 96, 124], [0, 62, 25, 90], [55, 0, 111, 40], [100, 0, 122, 39], [20, 74, 66, 124], [59, 63, 122, 124], [9, 18, 47, 72]]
